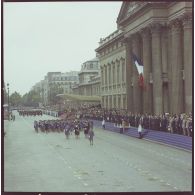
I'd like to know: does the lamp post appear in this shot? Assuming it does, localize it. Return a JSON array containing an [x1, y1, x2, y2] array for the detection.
[[7, 83, 10, 120]]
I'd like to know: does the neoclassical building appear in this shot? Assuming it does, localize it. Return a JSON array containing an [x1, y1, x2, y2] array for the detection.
[[96, 30, 126, 110], [72, 57, 101, 96], [96, 1, 192, 115]]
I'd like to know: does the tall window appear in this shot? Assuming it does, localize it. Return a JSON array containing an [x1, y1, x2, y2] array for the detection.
[[122, 59, 125, 82], [108, 64, 111, 85], [113, 63, 115, 84], [105, 66, 107, 85], [101, 67, 104, 85], [117, 61, 120, 84]]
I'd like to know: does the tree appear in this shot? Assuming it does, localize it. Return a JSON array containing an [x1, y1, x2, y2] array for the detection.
[[21, 90, 42, 107], [9, 91, 22, 106], [49, 83, 63, 105]]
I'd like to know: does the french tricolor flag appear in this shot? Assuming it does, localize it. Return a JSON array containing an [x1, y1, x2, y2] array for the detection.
[[132, 53, 144, 88]]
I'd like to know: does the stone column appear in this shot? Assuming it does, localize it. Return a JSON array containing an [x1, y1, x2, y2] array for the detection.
[[123, 37, 133, 112], [150, 23, 163, 115], [131, 33, 142, 114], [116, 94, 118, 109], [161, 26, 169, 113], [121, 94, 123, 109], [182, 14, 192, 113], [108, 94, 110, 109], [167, 26, 173, 114], [110, 95, 112, 109], [140, 27, 152, 114], [118, 95, 120, 109], [171, 19, 184, 114]]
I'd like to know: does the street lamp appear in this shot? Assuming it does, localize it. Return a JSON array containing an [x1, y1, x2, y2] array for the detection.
[[7, 83, 10, 120]]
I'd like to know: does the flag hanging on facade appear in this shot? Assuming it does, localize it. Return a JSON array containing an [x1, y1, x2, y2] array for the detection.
[[132, 53, 144, 88]]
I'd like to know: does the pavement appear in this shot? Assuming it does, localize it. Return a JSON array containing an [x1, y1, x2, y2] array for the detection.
[[4, 111, 192, 192]]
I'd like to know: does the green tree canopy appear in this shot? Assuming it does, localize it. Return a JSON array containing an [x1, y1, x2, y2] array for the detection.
[[21, 90, 42, 107], [9, 91, 22, 106], [49, 84, 63, 105]]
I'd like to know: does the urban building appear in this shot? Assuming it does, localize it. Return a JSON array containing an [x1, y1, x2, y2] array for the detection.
[[96, 30, 126, 110], [72, 57, 101, 96], [31, 71, 79, 105], [96, 1, 192, 115]]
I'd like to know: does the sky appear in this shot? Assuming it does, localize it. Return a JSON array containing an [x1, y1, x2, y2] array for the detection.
[[3, 1, 122, 95]]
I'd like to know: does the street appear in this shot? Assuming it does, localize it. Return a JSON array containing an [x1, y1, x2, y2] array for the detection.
[[4, 111, 192, 192]]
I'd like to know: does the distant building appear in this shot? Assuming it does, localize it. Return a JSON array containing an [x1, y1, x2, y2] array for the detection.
[[72, 57, 101, 96], [31, 71, 79, 105]]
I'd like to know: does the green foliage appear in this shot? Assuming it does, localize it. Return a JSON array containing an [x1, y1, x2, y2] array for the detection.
[[21, 90, 42, 107], [9, 91, 22, 106], [49, 84, 63, 105]]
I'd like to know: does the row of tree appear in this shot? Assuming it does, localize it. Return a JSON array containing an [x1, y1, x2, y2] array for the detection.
[[3, 90, 41, 107], [4, 85, 64, 107]]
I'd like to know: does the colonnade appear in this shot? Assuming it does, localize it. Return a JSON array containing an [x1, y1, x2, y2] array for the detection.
[[101, 58, 127, 109], [101, 58, 125, 87], [102, 94, 127, 110], [125, 15, 192, 115]]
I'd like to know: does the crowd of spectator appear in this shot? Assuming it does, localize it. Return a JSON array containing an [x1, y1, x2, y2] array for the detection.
[[55, 104, 192, 137]]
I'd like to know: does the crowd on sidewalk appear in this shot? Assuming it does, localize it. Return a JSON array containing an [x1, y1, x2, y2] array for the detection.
[[53, 104, 192, 137]]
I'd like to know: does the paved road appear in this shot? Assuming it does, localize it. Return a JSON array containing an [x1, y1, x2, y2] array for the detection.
[[4, 111, 192, 192]]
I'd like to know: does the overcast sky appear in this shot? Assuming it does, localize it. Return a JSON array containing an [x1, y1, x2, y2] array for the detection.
[[4, 1, 122, 95]]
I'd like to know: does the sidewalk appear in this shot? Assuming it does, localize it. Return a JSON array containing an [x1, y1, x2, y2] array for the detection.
[[92, 120, 192, 152]]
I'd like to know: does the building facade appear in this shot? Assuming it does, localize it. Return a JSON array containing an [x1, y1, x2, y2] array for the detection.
[[31, 71, 79, 105], [72, 57, 101, 96], [96, 1, 192, 115], [96, 30, 127, 110]]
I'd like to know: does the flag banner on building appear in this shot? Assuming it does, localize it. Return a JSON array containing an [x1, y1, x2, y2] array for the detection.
[[132, 53, 144, 88]]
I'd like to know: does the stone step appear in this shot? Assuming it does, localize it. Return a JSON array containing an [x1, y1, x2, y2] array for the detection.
[[91, 119, 192, 151]]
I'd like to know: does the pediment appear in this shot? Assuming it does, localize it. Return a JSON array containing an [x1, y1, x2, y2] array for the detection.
[[117, 1, 151, 26], [117, 2, 143, 24]]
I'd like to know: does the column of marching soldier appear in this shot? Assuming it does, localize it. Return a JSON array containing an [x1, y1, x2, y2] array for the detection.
[[18, 110, 94, 143]]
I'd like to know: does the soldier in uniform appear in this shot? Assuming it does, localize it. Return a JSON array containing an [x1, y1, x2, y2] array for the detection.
[[88, 129, 94, 145]]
